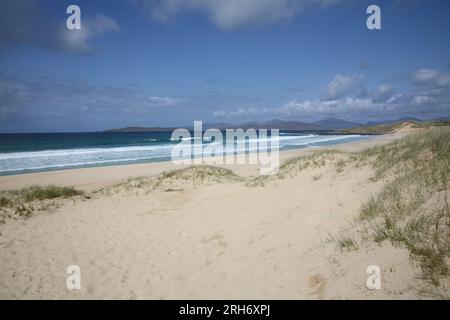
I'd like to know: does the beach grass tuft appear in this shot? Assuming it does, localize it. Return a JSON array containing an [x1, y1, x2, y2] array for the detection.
[[337, 236, 358, 251], [0, 185, 83, 207], [152, 165, 242, 190], [247, 149, 346, 187], [19, 185, 84, 202], [0, 185, 84, 222], [103, 165, 243, 194]]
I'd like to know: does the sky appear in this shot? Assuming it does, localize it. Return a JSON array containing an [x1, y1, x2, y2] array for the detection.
[[0, 0, 449, 132]]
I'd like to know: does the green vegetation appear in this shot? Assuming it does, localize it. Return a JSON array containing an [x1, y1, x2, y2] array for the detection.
[[103, 165, 242, 194], [247, 149, 346, 186], [411, 119, 450, 129], [359, 196, 382, 220], [339, 119, 450, 135], [152, 165, 242, 190], [359, 127, 450, 286], [157, 165, 240, 182], [337, 236, 358, 251], [265, 124, 449, 288], [326, 232, 359, 251], [335, 159, 346, 173], [19, 185, 83, 202], [0, 185, 83, 208], [0, 185, 84, 222], [340, 122, 408, 135]]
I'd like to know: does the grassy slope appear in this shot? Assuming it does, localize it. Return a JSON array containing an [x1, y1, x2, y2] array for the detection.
[[339, 119, 450, 135], [358, 127, 449, 288], [0, 186, 84, 222]]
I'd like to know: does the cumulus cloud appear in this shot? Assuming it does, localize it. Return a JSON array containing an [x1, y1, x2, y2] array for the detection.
[[372, 83, 396, 103], [0, 0, 119, 53], [133, 0, 346, 29], [321, 74, 363, 101], [412, 68, 440, 85], [213, 107, 265, 117], [435, 75, 450, 88], [148, 96, 182, 106], [412, 68, 450, 89], [214, 89, 449, 122], [61, 14, 120, 52], [213, 69, 450, 122]]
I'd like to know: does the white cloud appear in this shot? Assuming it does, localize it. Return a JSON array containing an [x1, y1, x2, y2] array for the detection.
[[412, 68, 440, 85], [0, 0, 120, 53], [62, 14, 120, 52], [148, 96, 182, 106], [213, 67, 450, 122], [435, 75, 450, 88], [213, 107, 263, 117], [213, 87, 449, 121], [134, 0, 346, 29], [412, 68, 450, 91], [322, 73, 362, 101], [372, 83, 396, 103]]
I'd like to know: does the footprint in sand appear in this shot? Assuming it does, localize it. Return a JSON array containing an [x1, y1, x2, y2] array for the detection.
[[201, 233, 228, 248], [307, 273, 327, 299]]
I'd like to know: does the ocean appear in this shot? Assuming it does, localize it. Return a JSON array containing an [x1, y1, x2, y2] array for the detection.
[[0, 131, 370, 176]]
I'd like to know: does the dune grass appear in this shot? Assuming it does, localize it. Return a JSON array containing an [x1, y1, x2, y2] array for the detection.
[[358, 127, 450, 286], [102, 165, 243, 194], [278, 126, 449, 288], [0, 185, 84, 207], [340, 119, 450, 135], [18, 185, 83, 202], [0, 185, 84, 224], [157, 165, 241, 182], [247, 149, 346, 186], [337, 236, 358, 251]]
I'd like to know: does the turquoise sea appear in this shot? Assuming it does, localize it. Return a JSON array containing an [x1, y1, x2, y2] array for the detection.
[[0, 131, 371, 175]]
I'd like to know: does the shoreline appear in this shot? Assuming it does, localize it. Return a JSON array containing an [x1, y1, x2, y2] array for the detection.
[[0, 133, 401, 192]]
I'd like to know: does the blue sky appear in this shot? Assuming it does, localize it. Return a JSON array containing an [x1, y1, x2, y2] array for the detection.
[[0, 0, 449, 132]]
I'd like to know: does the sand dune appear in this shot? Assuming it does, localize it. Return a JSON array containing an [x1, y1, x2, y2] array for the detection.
[[0, 130, 437, 299]]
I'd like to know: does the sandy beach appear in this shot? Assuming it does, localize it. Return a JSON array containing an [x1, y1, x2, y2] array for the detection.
[[0, 128, 443, 299], [0, 133, 399, 192]]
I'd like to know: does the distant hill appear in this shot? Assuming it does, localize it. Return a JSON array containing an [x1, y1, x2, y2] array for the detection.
[[104, 118, 363, 132], [104, 118, 449, 133], [312, 118, 360, 130], [104, 126, 178, 133], [203, 122, 236, 129], [365, 117, 423, 126], [241, 119, 318, 130]]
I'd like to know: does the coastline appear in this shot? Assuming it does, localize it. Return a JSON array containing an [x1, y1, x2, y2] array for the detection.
[[0, 133, 399, 192]]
